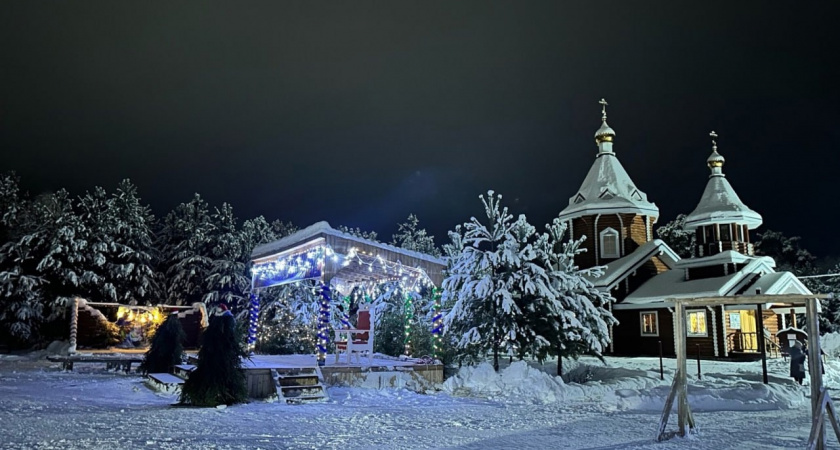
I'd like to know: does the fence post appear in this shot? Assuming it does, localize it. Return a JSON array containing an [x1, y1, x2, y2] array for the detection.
[[696, 344, 701, 380], [659, 340, 664, 380]]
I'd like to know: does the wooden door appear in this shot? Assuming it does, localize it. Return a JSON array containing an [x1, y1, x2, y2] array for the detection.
[[740, 310, 758, 351]]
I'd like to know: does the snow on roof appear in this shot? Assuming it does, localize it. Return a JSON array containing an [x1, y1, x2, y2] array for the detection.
[[588, 239, 680, 289], [616, 256, 777, 308], [684, 175, 762, 230], [674, 251, 768, 269], [558, 153, 658, 221], [250, 220, 445, 266]]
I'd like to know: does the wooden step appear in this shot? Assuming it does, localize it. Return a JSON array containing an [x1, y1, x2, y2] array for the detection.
[[271, 368, 329, 403], [149, 373, 185, 385]]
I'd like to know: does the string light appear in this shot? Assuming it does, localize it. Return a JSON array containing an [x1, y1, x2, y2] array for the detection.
[[431, 288, 443, 359]]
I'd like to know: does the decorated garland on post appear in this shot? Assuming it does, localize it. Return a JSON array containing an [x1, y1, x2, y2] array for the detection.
[[316, 284, 332, 366]]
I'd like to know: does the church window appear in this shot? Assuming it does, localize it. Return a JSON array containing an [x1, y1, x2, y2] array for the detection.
[[640, 311, 659, 336], [686, 310, 708, 337], [600, 227, 620, 259]]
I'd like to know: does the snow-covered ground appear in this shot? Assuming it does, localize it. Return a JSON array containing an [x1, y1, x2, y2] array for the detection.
[[0, 352, 838, 449]]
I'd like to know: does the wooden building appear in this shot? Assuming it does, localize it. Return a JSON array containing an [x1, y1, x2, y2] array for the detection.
[[559, 104, 812, 359]]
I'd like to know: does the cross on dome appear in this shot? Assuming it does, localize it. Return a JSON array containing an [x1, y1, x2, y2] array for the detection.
[[599, 98, 608, 122]]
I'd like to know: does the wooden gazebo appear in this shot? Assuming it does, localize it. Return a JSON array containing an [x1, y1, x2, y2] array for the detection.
[[249, 221, 446, 365]]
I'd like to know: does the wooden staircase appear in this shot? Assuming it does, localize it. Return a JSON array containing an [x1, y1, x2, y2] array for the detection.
[[272, 367, 329, 403]]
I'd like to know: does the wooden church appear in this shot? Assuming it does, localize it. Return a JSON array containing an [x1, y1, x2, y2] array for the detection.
[[558, 100, 812, 359]]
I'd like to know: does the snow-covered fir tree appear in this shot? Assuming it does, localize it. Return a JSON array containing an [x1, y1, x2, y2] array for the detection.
[[107, 180, 160, 304], [390, 214, 441, 257], [442, 190, 528, 371], [202, 203, 250, 310], [157, 194, 215, 305], [656, 214, 695, 258], [529, 219, 615, 367], [0, 190, 92, 342]]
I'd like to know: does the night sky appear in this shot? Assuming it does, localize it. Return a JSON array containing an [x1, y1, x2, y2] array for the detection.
[[2, 2, 839, 254]]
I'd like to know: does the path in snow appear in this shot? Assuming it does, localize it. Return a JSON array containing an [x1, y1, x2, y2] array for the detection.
[[0, 356, 835, 449]]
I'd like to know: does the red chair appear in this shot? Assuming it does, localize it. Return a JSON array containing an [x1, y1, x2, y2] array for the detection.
[[334, 304, 375, 365]]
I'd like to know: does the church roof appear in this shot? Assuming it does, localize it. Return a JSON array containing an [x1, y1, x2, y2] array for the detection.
[[558, 152, 659, 221], [684, 136, 762, 230]]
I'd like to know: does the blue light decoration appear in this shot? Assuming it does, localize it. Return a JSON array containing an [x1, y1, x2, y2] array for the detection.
[[431, 288, 443, 359], [251, 246, 335, 289], [316, 283, 332, 366], [339, 295, 352, 329], [247, 293, 260, 354]]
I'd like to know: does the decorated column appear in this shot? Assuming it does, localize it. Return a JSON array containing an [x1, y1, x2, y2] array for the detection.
[[247, 292, 260, 354], [404, 292, 414, 356], [316, 283, 333, 366], [68, 297, 80, 354], [431, 288, 443, 359]]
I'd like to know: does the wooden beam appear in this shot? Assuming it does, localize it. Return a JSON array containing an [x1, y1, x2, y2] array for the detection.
[[670, 294, 828, 308], [757, 303, 768, 384], [807, 298, 826, 450]]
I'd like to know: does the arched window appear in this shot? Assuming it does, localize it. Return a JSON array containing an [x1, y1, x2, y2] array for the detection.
[[599, 227, 620, 259]]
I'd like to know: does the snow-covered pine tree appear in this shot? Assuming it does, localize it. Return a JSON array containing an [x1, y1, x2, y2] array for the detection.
[[202, 203, 250, 311], [655, 214, 694, 258], [531, 219, 616, 369], [140, 313, 185, 374], [0, 172, 22, 244], [390, 214, 441, 257], [0, 190, 91, 342], [442, 190, 527, 371], [158, 194, 215, 305], [107, 180, 160, 304]]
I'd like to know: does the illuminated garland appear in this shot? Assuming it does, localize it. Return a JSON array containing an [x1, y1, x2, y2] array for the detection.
[[316, 283, 332, 366], [339, 295, 352, 329], [404, 292, 414, 356], [431, 288, 443, 359], [247, 293, 259, 353]]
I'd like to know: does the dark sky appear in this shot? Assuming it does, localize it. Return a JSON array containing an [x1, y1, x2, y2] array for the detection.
[[2, 2, 839, 254]]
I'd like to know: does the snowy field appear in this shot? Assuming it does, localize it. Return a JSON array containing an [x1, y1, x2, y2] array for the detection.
[[1, 352, 838, 449]]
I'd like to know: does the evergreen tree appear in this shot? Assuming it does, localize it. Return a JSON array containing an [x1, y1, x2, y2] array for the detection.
[[180, 311, 248, 406], [529, 219, 615, 365], [755, 229, 816, 275], [203, 203, 249, 310], [655, 214, 694, 258], [0, 190, 90, 342], [158, 194, 215, 305], [107, 180, 160, 304], [390, 214, 441, 257], [141, 313, 185, 374], [442, 190, 526, 371]]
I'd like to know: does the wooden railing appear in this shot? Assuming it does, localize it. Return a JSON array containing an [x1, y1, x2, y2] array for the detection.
[[726, 331, 782, 358]]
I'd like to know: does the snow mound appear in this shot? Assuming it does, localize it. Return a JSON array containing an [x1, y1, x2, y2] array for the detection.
[[442, 361, 570, 403], [442, 360, 806, 411]]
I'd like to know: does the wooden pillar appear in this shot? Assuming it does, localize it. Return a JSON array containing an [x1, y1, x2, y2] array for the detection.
[[675, 301, 688, 436], [756, 304, 768, 384], [807, 298, 826, 450], [791, 309, 798, 328]]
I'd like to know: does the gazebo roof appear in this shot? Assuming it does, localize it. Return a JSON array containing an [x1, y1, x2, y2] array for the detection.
[[250, 221, 446, 291]]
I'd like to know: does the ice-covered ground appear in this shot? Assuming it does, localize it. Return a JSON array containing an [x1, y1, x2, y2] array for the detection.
[[0, 351, 838, 449]]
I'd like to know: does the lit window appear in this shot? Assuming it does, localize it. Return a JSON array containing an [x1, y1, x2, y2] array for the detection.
[[687, 310, 708, 337], [640, 311, 659, 336], [600, 227, 620, 259]]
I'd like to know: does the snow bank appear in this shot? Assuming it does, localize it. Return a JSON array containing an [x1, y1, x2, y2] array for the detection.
[[442, 360, 806, 412]]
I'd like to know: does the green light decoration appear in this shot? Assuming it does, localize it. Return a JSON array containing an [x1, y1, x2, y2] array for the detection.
[[404, 292, 414, 356]]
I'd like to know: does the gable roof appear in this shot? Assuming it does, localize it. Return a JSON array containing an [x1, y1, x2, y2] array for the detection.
[[612, 255, 808, 310], [588, 239, 680, 290], [558, 153, 658, 221]]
